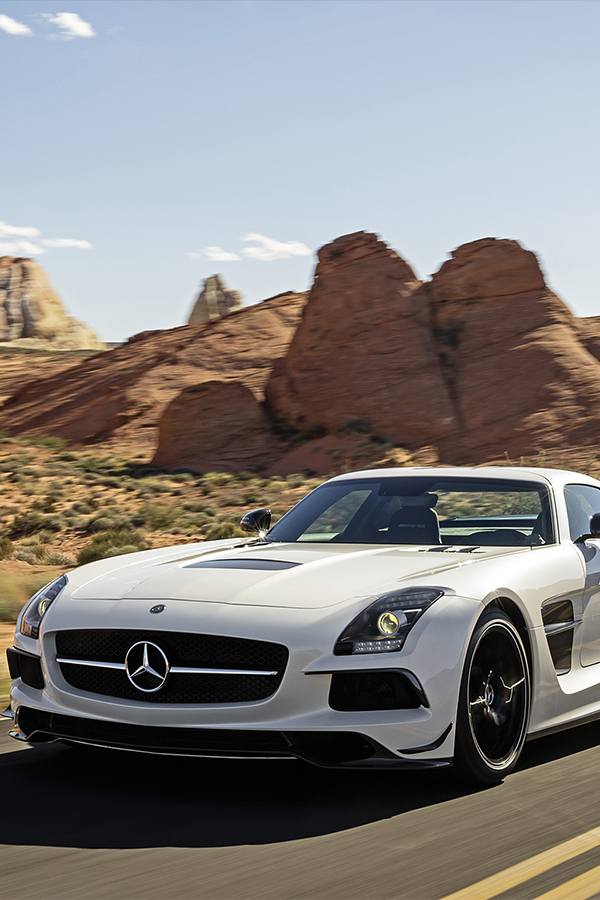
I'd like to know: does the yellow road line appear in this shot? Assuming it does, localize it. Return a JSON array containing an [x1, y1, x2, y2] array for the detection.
[[438, 825, 600, 900], [529, 862, 600, 900]]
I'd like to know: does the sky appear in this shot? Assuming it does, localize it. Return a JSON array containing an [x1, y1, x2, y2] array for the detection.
[[1, 0, 599, 342]]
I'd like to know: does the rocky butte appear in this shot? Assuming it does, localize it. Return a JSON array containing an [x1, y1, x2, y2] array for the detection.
[[0, 257, 104, 351], [266, 232, 600, 467], [187, 275, 242, 325], [2, 232, 600, 474]]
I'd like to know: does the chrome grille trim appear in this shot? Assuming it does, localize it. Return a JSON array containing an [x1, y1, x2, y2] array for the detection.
[[57, 657, 278, 676]]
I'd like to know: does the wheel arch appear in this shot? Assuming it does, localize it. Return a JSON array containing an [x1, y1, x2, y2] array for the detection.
[[485, 596, 533, 679]]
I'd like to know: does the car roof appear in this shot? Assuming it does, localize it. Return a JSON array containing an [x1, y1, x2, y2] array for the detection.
[[328, 466, 600, 489]]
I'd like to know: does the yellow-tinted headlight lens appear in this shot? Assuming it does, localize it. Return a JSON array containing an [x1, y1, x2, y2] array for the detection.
[[377, 611, 400, 635]]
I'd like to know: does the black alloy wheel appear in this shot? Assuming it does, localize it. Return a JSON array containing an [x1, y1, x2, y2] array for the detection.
[[455, 609, 530, 785]]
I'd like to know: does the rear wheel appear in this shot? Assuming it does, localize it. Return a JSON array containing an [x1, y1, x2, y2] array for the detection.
[[455, 609, 530, 785]]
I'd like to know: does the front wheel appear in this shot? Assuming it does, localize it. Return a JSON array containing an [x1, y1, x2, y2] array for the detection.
[[454, 609, 530, 785]]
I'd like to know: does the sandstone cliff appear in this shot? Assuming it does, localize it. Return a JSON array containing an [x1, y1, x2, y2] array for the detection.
[[0, 291, 306, 455], [0, 257, 104, 350], [265, 231, 458, 449], [2, 232, 600, 476], [267, 233, 600, 466]]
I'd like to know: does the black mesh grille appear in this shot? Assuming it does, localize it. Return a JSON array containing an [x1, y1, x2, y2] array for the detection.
[[54, 629, 288, 704], [329, 671, 422, 711]]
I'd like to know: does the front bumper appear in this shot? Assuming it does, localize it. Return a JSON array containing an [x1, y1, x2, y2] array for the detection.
[[9, 704, 452, 769], [7, 592, 480, 769]]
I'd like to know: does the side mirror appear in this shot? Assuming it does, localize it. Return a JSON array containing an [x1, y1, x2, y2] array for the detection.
[[591, 513, 600, 537], [575, 513, 600, 543], [240, 507, 271, 538]]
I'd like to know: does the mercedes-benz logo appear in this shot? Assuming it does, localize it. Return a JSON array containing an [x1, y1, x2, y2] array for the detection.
[[125, 641, 170, 693]]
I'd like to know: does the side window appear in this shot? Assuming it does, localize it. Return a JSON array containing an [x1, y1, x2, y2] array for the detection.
[[564, 485, 600, 541]]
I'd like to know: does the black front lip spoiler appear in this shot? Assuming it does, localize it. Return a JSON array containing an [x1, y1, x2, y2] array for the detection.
[[10, 706, 452, 770]]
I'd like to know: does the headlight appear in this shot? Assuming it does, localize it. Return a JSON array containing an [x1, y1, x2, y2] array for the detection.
[[20, 574, 68, 638], [334, 587, 443, 655]]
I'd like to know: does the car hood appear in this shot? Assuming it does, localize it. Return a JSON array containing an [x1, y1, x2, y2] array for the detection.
[[68, 541, 527, 610]]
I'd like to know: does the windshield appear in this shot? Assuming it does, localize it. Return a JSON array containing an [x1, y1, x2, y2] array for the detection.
[[267, 476, 554, 546]]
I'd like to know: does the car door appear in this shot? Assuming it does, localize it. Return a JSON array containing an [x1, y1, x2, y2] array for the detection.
[[564, 484, 600, 668]]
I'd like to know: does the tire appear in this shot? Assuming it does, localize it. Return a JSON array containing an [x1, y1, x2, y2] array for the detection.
[[454, 609, 530, 785]]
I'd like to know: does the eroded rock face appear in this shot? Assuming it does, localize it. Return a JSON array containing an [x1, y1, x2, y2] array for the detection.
[[0, 291, 306, 455], [267, 233, 600, 466], [0, 257, 104, 350], [266, 231, 459, 448], [428, 237, 600, 461], [187, 275, 242, 325], [153, 381, 277, 472]]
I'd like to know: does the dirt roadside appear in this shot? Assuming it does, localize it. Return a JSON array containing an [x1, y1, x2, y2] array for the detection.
[[0, 622, 14, 707]]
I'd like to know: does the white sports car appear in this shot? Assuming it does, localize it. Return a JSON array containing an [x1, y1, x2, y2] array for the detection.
[[6, 466, 600, 784]]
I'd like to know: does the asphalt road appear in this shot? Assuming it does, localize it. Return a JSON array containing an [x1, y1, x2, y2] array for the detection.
[[3, 723, 600, 900]]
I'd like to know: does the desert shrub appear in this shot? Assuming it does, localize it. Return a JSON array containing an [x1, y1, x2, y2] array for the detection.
[[183, 501, 212, 513], [23, 434, 67, 450], [179, 512, 213, 529], [21, 484, 42, 496], [102, 545, 144, 559], [32, 496, 58, 513], [339, 418, 370, 434], [86, 514, 133, 533], [71, 501, 95, 514], [45, 552, 76, 566], [20, 466, 45, 477], [57, 451, 80, 463], [204, 522, 245, 541], [0, 535, 13, 559], [233, 471, 254, 484], [15, 549, 43, 565], [263, 481, 286, 493], [138, 503, 181, 531], [77, 528, 150, 566], [286, 473, 306, 486], [205, 472, 233, 487], [8, 512, 50, 537]]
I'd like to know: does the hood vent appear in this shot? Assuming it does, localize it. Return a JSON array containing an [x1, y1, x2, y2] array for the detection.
[[184, 558, 301, 571]]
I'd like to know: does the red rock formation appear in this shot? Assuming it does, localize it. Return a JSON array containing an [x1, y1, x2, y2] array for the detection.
[[429, 238, 600, 461], [267, 233, 600, 466], [153, 381, 277, 473], [266, 231, 459, 448], [0, 292, 306, 455]]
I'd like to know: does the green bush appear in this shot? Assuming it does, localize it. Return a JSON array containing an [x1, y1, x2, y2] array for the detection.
[[0, 535, 13, 559], [139, 503, 181, 530], [8, 512, 50, 537], [204, 522, 246, 541], [77, 529, 150, 566]]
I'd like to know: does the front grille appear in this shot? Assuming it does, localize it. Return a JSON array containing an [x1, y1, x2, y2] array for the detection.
[[54, 629, 288, 704]]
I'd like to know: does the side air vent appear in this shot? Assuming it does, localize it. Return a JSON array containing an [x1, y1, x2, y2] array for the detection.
[[542, 598, 579, 675]]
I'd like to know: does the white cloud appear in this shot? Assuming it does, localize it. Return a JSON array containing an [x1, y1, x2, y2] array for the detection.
[[0, 14, 33, 36], [0, 220, 92, 257], [42, 238, 92, 249], [0, 221, 41, 239], [241, 233, 312, 261], [189, 246, 241, 262], [0, 239, 46, 256], [43, 12, 95, 40]]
